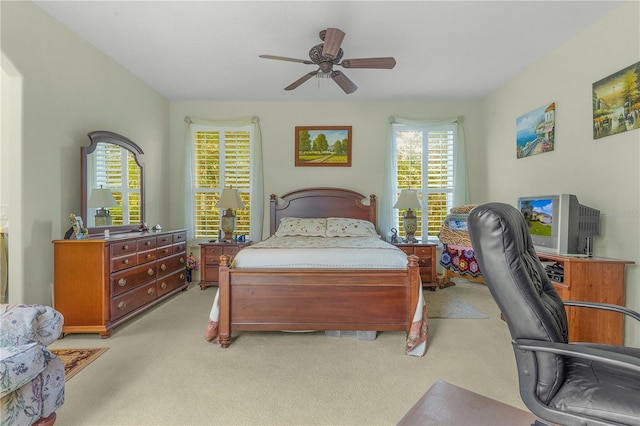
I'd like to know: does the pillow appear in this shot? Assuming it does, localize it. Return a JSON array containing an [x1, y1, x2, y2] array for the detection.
[[325, 217, 379, 237], [275, 217, 327, 237]]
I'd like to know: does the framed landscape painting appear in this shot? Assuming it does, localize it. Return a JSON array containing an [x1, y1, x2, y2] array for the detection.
[[295, 126, 352, 167], [592, 61, 640, 139]]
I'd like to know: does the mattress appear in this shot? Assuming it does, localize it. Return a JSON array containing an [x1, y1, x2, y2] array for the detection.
[[233, 235, 409, 269]]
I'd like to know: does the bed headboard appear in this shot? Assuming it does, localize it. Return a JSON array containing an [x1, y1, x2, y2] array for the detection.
[[269, 187, 377, 235]]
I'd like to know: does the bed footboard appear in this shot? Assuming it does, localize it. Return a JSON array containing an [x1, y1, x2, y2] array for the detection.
[[217, 254, 420, 348]]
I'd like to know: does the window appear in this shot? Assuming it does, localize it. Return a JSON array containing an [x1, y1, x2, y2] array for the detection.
[[191, 125, 252, 239], [90, 143, 141, 225], [392, 124, 456, 242]]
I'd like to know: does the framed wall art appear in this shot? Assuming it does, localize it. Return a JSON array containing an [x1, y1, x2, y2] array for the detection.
[[516, 102, 555, 159], [295, 126, 352, 167], [592, 61, 640, 139]]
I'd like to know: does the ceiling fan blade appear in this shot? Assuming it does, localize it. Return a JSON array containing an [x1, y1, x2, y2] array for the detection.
[[285, 71, 318, 91], [331, 71, 357, 94], [340, 57, 396, 69], [260, 55, 314, 65], [322, 28, 345, 59]]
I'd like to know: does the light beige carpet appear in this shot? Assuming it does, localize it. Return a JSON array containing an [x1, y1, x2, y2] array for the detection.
[[50, 347, 109, 381], [48, 280, 525, 425], [425, 288, 488, 318]]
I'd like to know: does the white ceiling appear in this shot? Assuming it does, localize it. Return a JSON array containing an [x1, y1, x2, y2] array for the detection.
[[33, 0, 623, 101]]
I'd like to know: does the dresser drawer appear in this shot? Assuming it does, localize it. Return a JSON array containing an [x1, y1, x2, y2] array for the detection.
[[111, 263, 157, 296], [138, 249, 156, 264], [157, 234, 173, 247], [398, 247, 414, 256], [111, 282, 157, 321], [173, 242, 186, 254], [110, 253, 138, 272], [157, 269, 187, 297], [223, 246, 241, 257], [173, 232, 186, 244], [157, 252, 186, 278], [137, 236, 157, 251], [156, 245, 173, 259], [204, 246, 223, 266], [110, 240, 137, 258]]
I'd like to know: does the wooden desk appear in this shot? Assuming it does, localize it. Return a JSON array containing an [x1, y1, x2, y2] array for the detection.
[[397, 381, 536, 425], [537, 253, 634, 345]]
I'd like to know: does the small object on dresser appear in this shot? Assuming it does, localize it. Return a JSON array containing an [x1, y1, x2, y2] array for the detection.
[[69, 214, 88, 239], [151, 224, 162, 232]]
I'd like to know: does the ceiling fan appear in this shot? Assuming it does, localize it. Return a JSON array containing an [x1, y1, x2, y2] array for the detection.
[[259, 28, 396, 94]]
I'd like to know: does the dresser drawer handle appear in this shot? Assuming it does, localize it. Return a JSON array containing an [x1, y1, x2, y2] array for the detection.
[[148, 288, 155, 295], [163, 249, 170, 254], [180, 257, 185, 264], [118, 301, 126, 310], [148, 268, 155, 276], [118, 278, 126, 287], [123, 259, 129, 265], [161, 282, 167, 289], [146, 253, 152, 258], [180, 273, 185, 280], [160, 264, 167, 271], [122, 245, 129, 251], [146, 241, 151, 246]]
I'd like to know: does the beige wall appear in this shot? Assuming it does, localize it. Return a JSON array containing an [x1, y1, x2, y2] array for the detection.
[[1, 1, 170, 304], [481, 0, 640, 346], [168, 101, 484, 236]]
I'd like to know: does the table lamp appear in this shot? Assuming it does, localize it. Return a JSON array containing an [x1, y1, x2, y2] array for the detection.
[[393, 189, 422, 243], [215, 187, 246, 242], [88, 186, 118, 226]]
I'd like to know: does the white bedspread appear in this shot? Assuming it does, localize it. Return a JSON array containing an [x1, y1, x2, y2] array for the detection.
[[233, 235, 408, 269]]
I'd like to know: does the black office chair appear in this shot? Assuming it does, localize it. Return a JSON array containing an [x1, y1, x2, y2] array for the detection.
[[467, 202, 640, 426]]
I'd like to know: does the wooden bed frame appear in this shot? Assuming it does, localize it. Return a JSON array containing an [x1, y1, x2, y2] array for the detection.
[[217, 187, 421, 348]]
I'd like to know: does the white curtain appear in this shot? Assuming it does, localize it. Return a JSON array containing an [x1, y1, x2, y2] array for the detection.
[[380, 116, 469, 235], [183, 116, 264, 242]]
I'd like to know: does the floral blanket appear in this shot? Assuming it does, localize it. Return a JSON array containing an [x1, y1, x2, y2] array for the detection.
[[440, 244, 482, 277]]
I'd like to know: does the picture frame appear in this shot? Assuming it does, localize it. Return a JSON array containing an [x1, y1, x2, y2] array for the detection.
[[592, 61, 640, 139], [516, 102, 555, 159], [295, 126, 352, 167]]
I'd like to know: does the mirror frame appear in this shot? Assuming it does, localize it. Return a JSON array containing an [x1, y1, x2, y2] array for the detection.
[[81, 131, 145, 235]]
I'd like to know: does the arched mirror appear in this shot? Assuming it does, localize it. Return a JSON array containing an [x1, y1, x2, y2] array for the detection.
[[81, 131, 145, 234]]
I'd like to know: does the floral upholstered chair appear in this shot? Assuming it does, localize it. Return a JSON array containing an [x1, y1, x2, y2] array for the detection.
[[1, 304, 65, 425]]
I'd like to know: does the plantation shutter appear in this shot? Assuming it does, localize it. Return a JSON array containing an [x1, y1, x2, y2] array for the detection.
[[92, 144, 141, 226], [424, 128, 455, 237], [393, 124, 456, 241], [192, 127, 252, 238]]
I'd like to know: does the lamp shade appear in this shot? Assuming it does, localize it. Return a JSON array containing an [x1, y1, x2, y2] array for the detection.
[[215, 188, 246, 209], [88, 187, 118, 208], [393, 189, 422, 210]]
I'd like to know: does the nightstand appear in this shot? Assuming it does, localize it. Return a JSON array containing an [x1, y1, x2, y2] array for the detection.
[[199, 241, 251, 289], [393, 241, 437, 290]]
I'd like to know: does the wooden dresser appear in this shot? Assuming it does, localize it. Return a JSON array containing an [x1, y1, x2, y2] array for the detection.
[[537, 253, 634, 345], [53, 230, 188, 337], [198, 241, 251, 289], [393, 242, 437, 290]]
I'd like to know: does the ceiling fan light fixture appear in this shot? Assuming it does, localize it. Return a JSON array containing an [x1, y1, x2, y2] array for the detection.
[[260, 27, 396, 95]]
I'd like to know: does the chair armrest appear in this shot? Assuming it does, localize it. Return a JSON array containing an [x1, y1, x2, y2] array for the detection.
[[563, 300, 640, 322], [0, 304, 63, 346], [514, 338, 640, 373]]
